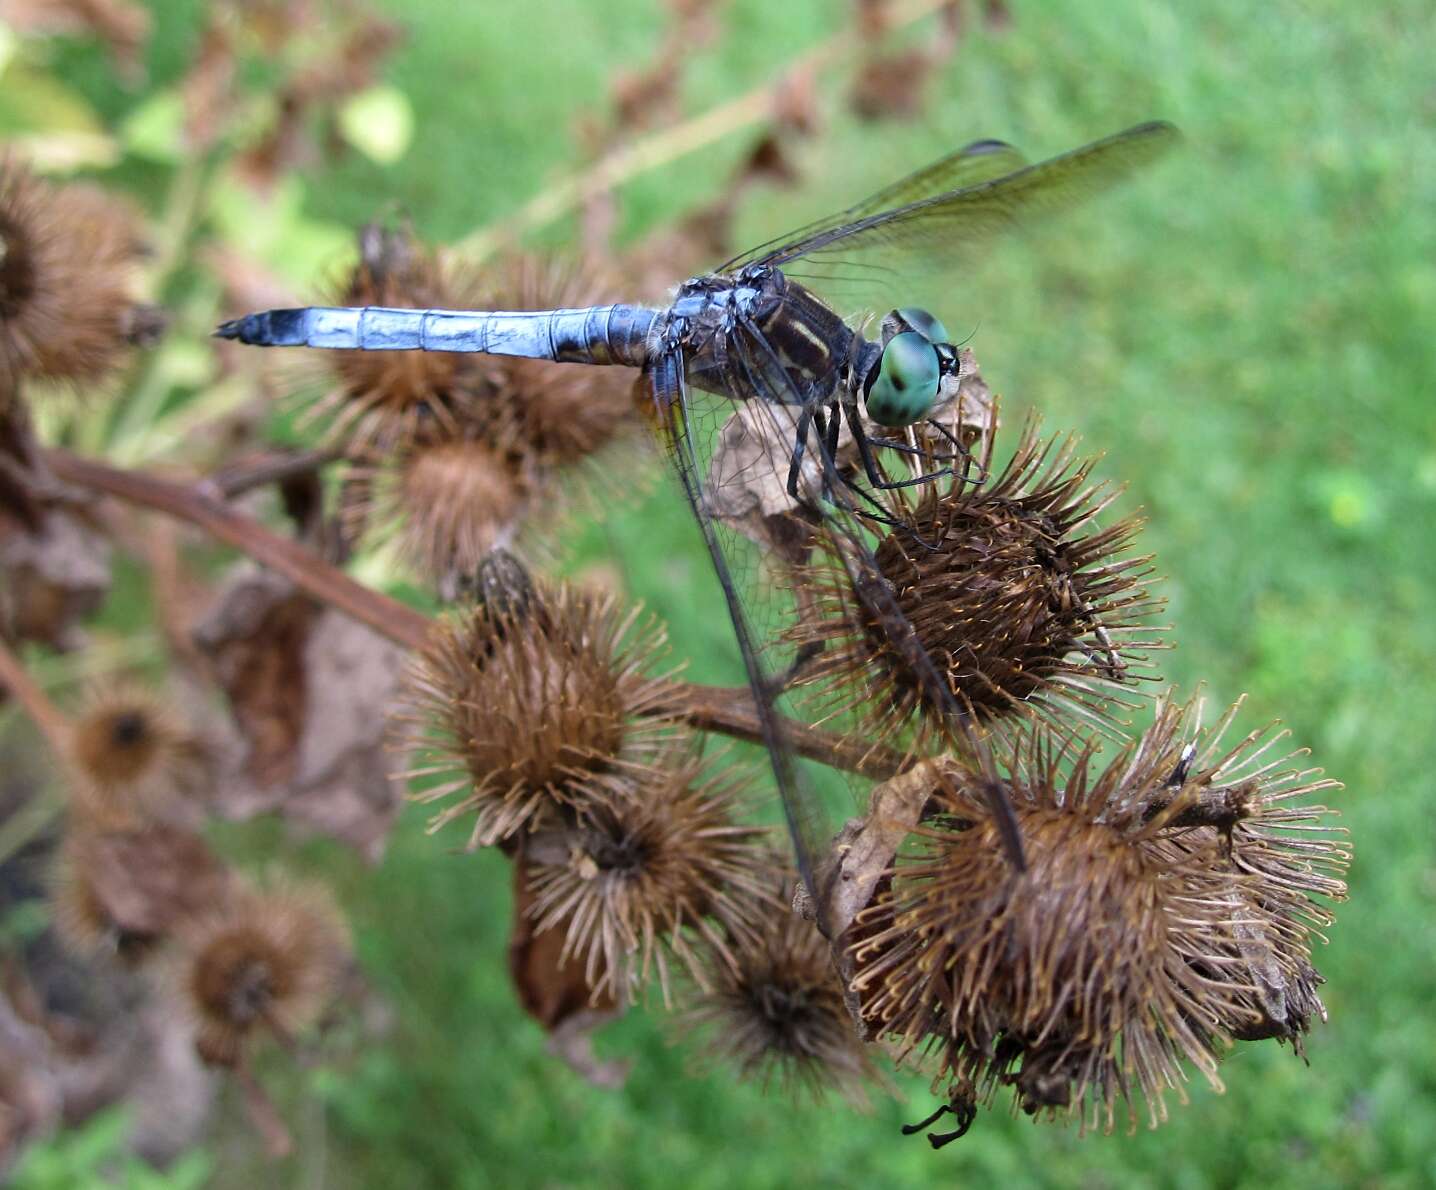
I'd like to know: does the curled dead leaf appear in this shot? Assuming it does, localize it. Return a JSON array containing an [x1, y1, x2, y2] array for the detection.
[[193, 565, 408, 860]]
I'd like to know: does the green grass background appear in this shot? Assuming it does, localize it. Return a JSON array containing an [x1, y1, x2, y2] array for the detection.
[[24, 0, 1436, 1186]]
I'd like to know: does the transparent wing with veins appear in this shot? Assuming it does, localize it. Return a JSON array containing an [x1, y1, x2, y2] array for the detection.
[[724, 122, 1179, 314]]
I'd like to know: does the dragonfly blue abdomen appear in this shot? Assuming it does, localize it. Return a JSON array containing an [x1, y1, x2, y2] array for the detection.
[[215, 303, 660, 367]]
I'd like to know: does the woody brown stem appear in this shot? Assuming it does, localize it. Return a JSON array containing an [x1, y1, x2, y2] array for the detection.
[[46, 447, 436, 650], [203, 447, 343, 501], [43, 449, 904, 781], [0, 635, 72, 760], [232, 1055, 294, 1160]]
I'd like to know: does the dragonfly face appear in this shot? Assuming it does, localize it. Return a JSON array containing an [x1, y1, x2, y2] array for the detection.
[[862, 306, 957, 428]]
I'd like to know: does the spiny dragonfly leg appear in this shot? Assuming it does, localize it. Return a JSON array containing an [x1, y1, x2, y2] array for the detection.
[[807, 399, 846, 505], [785, 404, 814, 501], [901, 1085, 977, 1149], [734, 315, 910, 534], [846, 399, 951, 492], [923, 416, 990, 482]]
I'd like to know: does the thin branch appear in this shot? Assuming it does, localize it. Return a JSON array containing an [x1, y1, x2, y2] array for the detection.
[[0, 635, 72, 760], [46, 448, 435, 651], [44, 449, 905, 781], [232, 1056, 294, 1160], [201, 447, 343, 501], [455, 0, 956, 259]]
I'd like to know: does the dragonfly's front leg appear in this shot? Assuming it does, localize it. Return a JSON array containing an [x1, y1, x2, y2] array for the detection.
[[784, 403, 815, 501], [844, 397, 953, 492]]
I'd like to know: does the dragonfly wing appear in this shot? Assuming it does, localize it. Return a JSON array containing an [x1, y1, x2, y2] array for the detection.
[[650, 347, 838, 926], [742, 121, 1179, 315], [721, 136, 1029, 275]]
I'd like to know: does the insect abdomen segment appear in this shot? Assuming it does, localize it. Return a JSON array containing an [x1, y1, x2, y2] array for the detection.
[[215, 304, 659, 367]]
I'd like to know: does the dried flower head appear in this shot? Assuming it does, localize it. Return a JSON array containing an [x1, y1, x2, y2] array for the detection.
[[1141, 695, 1349, 1050], [522, 752, 773, 1005], [351, 420, 531, 588], [405, 573, 679, 848], [65, 682, 207, 829], [788, 418, 1164, 749], [679, 884, 878, 1105], [851, 697, 1346, 1134], [0, 158, 159, 392], [49, 823, 231, 965], [174, 876, 349, 1068], [467, 253, 643, 472], [306, 222, 487, 451]]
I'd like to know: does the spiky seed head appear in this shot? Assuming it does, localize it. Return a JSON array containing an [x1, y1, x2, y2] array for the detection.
[[405, 578, 679, 848], [49, 833, 122, 958], [306, 223, 487, 452], [788, 418, 1165, 749], [852, 697, 1346, 1133], [175, 876, 349, 1068], [522, 752, 774, 1007], [0, 158, 157, 392], [351, 424, 530, 588], [50, 823, 233, 966], [467, 254, 644, 472], [65, 682, 206, 829], [1139, 695, 1349, 1049], [679, 883, 877, 1105]]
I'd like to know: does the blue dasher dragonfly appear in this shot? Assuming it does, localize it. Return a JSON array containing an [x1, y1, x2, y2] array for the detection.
[[218, 121, 1178, 932]]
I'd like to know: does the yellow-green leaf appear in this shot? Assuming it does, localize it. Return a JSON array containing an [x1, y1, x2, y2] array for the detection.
[[337, 84, 414, 166]]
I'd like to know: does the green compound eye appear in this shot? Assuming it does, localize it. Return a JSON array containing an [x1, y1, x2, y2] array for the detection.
[[866, 331, 940, 427], [897, 306, 950, 345]]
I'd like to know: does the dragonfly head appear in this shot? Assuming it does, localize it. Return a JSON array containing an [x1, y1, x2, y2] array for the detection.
[[864, 307, 952, 427]]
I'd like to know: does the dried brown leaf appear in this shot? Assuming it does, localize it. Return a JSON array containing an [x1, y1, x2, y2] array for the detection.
[[193, 566, 408, 860], [850, 48, 935, 122]]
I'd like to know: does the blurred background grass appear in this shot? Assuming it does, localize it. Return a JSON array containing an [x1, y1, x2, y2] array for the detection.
[[12, 0, 1436, 1185]]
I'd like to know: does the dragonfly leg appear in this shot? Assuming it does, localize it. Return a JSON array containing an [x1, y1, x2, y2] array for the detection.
[[846, 398, 952, 492], [807, 400, 845, 504], [733, 315, 913, 534], [785, 404, 814, 501], [923, 416, 990, 482]]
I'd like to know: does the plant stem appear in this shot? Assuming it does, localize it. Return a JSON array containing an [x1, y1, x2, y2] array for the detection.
[[43, 449, 904, 781], [0, 636, 72, 760], [203, 447, 343, 501]]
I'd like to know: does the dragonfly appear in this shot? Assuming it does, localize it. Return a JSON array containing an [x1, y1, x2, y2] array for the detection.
[[217, 121, 1179, 934]]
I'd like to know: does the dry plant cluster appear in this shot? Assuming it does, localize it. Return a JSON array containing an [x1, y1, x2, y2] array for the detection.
[[0, 0, 1347, 1174]]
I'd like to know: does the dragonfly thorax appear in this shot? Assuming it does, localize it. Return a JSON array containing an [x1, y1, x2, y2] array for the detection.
[[671, 266, 854, 409]]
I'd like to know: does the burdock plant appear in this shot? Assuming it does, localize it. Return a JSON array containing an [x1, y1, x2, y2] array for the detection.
[[680, 878, 880, 1104], [319, 232, 644, 590], [172, 875, 350, 1069], [404, 573, 679, 848], [65, 681, 208, 830], [788, 416, 1165, 750], [521, 750, 774, 1005], [0, 157, 161, 393], [848, 697, 1347, 1136]]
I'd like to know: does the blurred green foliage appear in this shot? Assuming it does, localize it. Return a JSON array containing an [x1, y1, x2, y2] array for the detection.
[[3, 0, 1433, 1186], [10, 1109, 211, 1190]]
